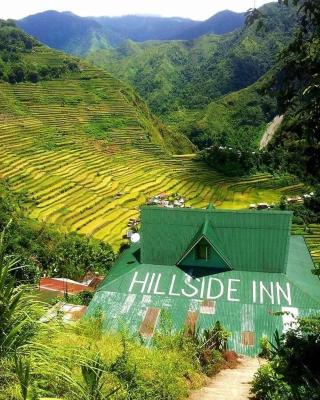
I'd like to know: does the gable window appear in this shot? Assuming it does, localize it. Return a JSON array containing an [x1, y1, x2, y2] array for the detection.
[[196, 239, 210, 260]]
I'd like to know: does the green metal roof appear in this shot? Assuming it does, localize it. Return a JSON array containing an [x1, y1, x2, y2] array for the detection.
[[176, 219, 233, 269], [141, 206, 293, 273], [86, 207, 320, 356], [87, 235, 320, 356]]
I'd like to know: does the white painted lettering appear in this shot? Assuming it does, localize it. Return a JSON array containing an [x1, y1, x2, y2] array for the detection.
[[200, 278, 206, 299], [147, 273, 156, 294], [154, 273, 166, 295], [169, 274, 181, 296], [252, 281, 257, 303], [227, 279, 240, 302], [276, 282, 292, 306], [181, 276, 199, 298], [129, 272, 150, 294], [207, 278, 224, 300], [260, 282, 275, 304]]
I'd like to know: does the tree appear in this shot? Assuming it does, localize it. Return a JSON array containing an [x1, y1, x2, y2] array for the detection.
[[0, 223, 42, 357], [248, 0, 320, 183]]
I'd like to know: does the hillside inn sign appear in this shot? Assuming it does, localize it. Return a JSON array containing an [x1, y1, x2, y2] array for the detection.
[[128, 271, 293, 306], [87, 205, 320, 355]]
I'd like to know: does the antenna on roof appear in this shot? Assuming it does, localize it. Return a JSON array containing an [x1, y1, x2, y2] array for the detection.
[[131, 233, 140, 243]]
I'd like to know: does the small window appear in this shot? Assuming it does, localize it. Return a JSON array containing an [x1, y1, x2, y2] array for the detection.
[[196, 239, 210, 260]]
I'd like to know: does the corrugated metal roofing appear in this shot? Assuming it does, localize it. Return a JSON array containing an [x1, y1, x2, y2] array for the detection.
[[40, 278, 94, 295], [140, 206, 292, 273], [86, 239, 320, 356]]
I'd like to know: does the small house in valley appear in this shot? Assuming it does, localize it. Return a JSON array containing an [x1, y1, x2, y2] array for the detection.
[[87, 205, 320, 355]]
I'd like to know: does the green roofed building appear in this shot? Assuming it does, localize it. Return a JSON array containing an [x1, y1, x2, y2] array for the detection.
[[87, 205, 320, 356]]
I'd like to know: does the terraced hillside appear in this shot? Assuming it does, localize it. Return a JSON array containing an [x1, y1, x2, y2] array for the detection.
[[0, 48, 306, 248]]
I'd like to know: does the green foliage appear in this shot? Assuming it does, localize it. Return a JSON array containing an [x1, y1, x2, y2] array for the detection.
[[261, 0, 320, 183], [154, 319, 230, 377], [25, 317, 207, 400], [252, 314, 320, 400], [183, 76, 276, 150], [0, 20, 80, 84], [84, 116, 128, 140], [251, 363, 291, 400], [276, 187, 320, 225], [63, 291, 94, 306], [15, 356, 32, 400], [85, 3, 296, 153], [0, 181, 115, 282], [0, 227, 43, 358], [87, 3, 295, 117], [199, 145, 257, 177], [258, 336, 272, 359]]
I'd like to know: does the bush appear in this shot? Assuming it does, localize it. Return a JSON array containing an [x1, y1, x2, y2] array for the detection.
[[251, 315, 320, 400], [258, 336, 271, 359], [0, 181, 115, 283], [251, 363, 292, 400]]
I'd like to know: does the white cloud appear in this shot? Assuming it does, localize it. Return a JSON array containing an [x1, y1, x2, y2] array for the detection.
[[1, 0, 277, 21]]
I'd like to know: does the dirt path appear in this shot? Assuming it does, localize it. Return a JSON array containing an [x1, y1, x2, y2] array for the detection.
[[189, 357, 261, 400], [259, 115, 283, 150]]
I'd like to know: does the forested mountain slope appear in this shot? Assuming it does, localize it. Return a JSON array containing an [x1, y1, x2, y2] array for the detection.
[[170, 71, 277, 150], [87, 3, 296, 115], [17, 10, 123, 56]]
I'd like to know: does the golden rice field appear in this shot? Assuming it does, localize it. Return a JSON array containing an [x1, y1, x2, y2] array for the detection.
[[0, 49, 307, 248]]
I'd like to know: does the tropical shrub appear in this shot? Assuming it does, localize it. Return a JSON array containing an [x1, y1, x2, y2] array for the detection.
[[0, 181, 115, 282], [251, 315, 320, 400]]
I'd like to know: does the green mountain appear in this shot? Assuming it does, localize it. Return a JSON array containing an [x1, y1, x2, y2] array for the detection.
[[17, 11, 123, 56], [87, 3, 296, 116], [17, 10, 246, 55], [93, 15, 199, 42], [86, 3, 296, 149], [175, 10, 245, 39]]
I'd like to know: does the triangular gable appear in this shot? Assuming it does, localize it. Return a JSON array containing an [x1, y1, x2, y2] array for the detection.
[[177, 220, 233, 270]]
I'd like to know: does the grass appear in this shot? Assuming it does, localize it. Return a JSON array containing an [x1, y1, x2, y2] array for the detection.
[[0, 48, 308, 249]]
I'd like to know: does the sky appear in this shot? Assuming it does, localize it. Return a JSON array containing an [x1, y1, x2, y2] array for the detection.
[[1, 0, 276, 21]]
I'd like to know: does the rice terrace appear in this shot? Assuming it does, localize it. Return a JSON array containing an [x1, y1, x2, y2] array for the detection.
[[0, 49, 306, 248]]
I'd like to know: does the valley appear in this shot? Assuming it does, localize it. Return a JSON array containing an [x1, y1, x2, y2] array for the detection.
[[0, 47, 300, 248]]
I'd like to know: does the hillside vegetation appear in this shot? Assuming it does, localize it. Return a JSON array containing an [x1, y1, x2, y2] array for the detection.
[[87, 3, 296, 115], [167, 71, 277, 150], [17, 11, 123, 56], [0, 19, 80, 83], [0, 181, 115, 282], [0, 24, 305, 248], [264, 0, 320, 183]]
